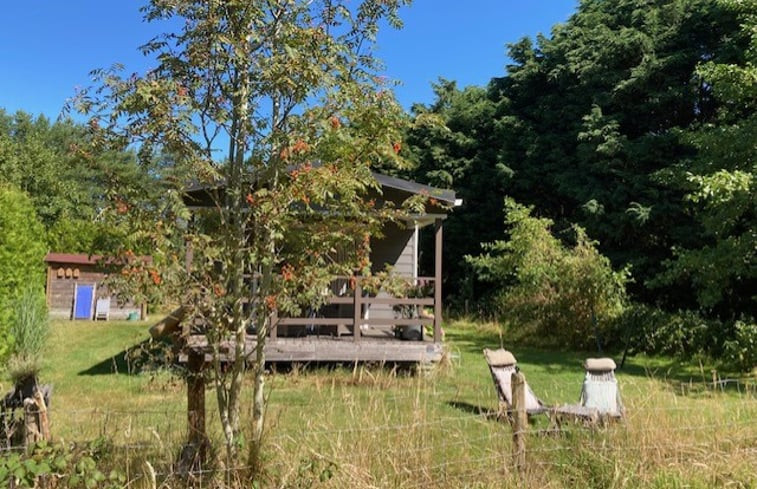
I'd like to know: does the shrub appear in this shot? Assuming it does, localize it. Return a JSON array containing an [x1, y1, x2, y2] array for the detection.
[[611, 303, 713, 356], [611, 304, 756, 372], [466, 198, 629, 350], [0, 439, 125, 489], [723, 321, 757, 372], [0, 185, 47, 366]]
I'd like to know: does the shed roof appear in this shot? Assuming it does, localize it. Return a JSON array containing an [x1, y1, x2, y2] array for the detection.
[[44, 253, 101, 265], [44, 253, 152, 266]]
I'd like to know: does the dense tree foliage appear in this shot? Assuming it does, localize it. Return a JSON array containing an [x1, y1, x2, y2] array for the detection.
[[406, 0, 754, 323], [404, 80, 509, 304], [0, 109, 155, 254], [651, 0, 756, 315]]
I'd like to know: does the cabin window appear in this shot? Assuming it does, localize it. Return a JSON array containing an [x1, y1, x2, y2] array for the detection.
[[57, 267, 64, 278], [65, 268, 72, 278], [73, 268, 80, 279]]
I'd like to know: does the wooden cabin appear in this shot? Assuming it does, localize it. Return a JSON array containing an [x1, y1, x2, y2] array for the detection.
[[44, 253, 146, 320], [153, 172, 460, 364]]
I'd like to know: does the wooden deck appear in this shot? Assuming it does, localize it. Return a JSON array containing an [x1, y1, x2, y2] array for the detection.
[[158, 273, 446, 365], [184, 331, 444, 364], [184, 330, 443, 363]]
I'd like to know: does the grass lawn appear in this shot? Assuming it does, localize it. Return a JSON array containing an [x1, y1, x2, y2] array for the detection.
[[18, 317, 757, 488]]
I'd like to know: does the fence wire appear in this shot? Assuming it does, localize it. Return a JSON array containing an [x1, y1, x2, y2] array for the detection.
[[2, 376, 756, 488]]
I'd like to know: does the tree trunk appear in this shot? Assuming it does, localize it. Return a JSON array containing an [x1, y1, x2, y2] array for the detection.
[[248, 240, 275, 478], [248, 314, 267, 477]]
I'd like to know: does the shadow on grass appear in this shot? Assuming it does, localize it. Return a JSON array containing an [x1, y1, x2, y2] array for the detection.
[[446, 401, 500, 421], [78, 339, 175, 376], [445, 322, 744, 392]]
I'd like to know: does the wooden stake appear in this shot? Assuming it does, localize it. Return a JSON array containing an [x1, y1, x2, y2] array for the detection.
[[511, 371, 527, 476], [183, 349, 208, 470]]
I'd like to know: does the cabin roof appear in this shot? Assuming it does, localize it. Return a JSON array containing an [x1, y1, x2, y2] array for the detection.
[[372, 172, 457, 205], [184, 170, 460, 208]]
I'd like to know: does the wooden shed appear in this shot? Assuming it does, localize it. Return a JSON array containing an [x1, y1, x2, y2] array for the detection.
[[44, 253, 146, 320]]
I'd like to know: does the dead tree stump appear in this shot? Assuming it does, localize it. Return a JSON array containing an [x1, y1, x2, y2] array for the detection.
[[3, 381, 52, 450]]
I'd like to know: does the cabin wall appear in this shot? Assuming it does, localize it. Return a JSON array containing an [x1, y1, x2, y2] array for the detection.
[[368, 222, 416, 323], [45, 262, 141, 320], [370, 222, 415, 278]]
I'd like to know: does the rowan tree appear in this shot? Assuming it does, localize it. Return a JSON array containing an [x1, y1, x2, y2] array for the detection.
[[73, 0, 415, 475]]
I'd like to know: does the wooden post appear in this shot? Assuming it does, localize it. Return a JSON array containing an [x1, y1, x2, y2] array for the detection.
[[185, 216, 194, 274], [353, 279, 362, 342], [184, 350, 208, 468], [45, 265, 52, 307], [511, 371, 527, 476], [433, 218, 443, 343], [270, 309, 278, 339]]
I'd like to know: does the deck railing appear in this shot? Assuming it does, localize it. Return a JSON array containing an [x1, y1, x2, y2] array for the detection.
[[269, 276, 442, 343]]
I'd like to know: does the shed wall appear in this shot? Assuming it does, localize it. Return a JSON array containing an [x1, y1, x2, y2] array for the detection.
[[46, 263, 141, 320]]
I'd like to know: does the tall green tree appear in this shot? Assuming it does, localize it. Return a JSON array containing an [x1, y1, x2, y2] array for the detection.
[[75, 0, 414, 474], [493, 0, 744, 308], [653, 0, 756, 315], [0, 109, 151, 254], [406, 0, 749, 317]]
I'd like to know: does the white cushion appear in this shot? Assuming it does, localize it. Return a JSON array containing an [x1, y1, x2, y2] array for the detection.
[[484, 348, 517, 366], [584, 357, 616, 371]]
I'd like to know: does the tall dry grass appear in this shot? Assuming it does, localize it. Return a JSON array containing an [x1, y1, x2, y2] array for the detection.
[[29, 319, 757, 488], [43, 365, 756, 488]]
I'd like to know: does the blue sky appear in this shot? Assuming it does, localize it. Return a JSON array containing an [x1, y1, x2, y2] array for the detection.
[[0, 1, 576, 118]]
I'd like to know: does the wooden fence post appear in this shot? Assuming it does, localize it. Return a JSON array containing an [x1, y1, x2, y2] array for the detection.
[[511, 371, 527, 477], [181, 349, 208, 472]]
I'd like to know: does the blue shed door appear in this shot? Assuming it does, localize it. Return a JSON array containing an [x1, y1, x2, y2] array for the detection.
[[74, 284, 94, 320]]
